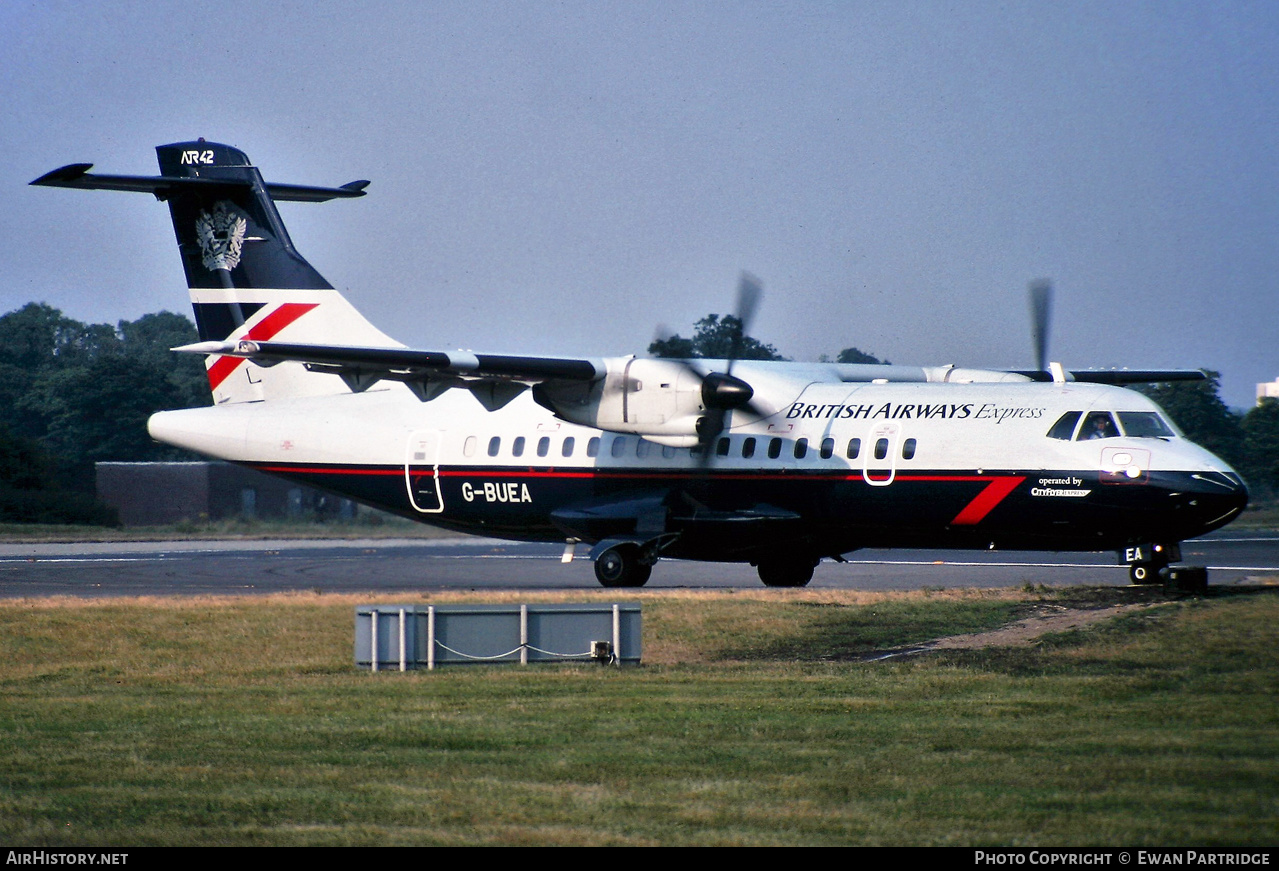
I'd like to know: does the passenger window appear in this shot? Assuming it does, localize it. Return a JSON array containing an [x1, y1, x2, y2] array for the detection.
[[874, 438, 888, 460], [662, 445, 676, 459], [901, 438, 916, 460], [1047, 411, 1082, 440], [716, 438, 730, 457], [794, 438, 808, 459], [820, 437, 834, 459], [512, 436, 525, 458], [611, 436, 628, 458], [1117, 412, 1176, 439], [537, 437, 550, 458], [1077, 412, 1119, 441], [768, 438, 782, 459], [562, 437, 575, 457], [587, 437, 600, 458], [742, 437, 756, 459], [847, 438, 861, 459], [487, 436, 501, 457], [636, 440, 651, 458], [463, 436, 477, 458]]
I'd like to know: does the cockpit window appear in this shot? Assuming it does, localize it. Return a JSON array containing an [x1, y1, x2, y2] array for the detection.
[[1047, 411, 1082, 440], [1117, 412, 1176, 439], [1077, 412, 1119, 440]]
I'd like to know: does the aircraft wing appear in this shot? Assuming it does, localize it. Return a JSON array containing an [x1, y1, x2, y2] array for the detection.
[[175, 339, 605, 408], [1010, 369, 1207, 385]]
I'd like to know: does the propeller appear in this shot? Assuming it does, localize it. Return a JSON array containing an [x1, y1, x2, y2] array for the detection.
[[727, 272, 763, 370], [1028, 279, 1054, 379], [689, 272, 764, 456]]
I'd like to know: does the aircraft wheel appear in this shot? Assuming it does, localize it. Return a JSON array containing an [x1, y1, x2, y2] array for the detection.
[[757, 557, 815, 588], [1129, 563, 1164, 585], [594, 545, 651, 588]]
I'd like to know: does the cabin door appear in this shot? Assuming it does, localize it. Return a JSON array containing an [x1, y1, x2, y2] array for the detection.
[[862, 423, 900, 487], [405, 431, 445, 513]]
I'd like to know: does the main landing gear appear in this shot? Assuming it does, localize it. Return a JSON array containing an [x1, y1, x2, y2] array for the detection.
[[593, 543, 653, 588], [590, 543, 819, 588], [755, 556, 817, 588]]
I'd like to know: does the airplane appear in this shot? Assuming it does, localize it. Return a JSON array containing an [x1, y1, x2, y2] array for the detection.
[[31, 140, 1249, 588]]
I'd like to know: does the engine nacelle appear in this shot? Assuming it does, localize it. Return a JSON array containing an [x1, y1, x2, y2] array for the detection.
[[921, 366, 1036, 384], [533, 357, 716, 442]]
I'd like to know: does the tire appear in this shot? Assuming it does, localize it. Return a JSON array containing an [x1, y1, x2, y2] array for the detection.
[[1129, 563, 1163, 585], [594, 545, 651, 588], [757, 557, 815, 588]]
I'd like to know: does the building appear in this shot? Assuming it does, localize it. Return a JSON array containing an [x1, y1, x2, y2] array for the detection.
[[1258, 378, 1279, 406], [95, 461, 354, 527]]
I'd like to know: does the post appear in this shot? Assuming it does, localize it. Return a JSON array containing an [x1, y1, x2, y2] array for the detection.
[[398, 608, 407, 672], [520, 604, 528, 665], [427, 605, 436, 671], [612, 604, 620, 667]]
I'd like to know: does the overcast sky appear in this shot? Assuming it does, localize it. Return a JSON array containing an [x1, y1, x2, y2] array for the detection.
[[3, 1, 1276, 408]]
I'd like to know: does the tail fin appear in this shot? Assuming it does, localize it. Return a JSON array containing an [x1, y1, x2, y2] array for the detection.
[[33, 140, 399, 404]]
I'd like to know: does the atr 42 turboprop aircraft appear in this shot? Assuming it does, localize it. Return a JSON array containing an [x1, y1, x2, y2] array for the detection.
[[32, 140, 1248, 587]]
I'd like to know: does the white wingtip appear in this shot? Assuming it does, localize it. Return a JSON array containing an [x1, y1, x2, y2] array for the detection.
[[172, 341, 237, 355]]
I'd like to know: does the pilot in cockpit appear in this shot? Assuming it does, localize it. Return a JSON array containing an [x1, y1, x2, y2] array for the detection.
[[1082, 412, 1118, 439]]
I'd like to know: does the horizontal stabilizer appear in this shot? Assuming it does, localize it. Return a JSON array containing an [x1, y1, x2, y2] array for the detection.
[[31, 164, 368, 203]]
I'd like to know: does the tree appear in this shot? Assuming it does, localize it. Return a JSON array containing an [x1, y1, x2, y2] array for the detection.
[[648, 314, 785, 361], [0, 425, 116, 525], [1139, 372, 1244, 468], [1240, 398, 1279, 495], [835, 347, 890, 365], [39, 357, 181, 468], [0, 302, 91, 370], [117, 310, 209, 411], [0, 303, 213, 506]]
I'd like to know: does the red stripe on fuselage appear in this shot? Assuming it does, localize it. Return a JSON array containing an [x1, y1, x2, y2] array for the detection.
[[252, 462, 1027, 510], [256, 465, 404, 476], [949, 476, 1026, 525], [206, 302, 320, 390]]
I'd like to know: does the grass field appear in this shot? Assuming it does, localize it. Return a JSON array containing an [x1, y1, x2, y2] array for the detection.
[[1, 586, 1276, 846]]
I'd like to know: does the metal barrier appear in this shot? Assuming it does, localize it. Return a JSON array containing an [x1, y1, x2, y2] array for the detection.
[[355, 603, 641, 670]]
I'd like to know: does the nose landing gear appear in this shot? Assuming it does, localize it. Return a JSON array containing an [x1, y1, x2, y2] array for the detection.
[[1124, 542, 1178, 585], [1129, 561, 1164, 585], [1123, 542, 1206, 589]]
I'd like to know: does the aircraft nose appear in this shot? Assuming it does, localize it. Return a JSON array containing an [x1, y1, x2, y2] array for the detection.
[[1182, 470, 1249, 533]]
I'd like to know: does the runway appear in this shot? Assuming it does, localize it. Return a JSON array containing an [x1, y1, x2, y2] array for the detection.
[[0, 531, 1276, 598]]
